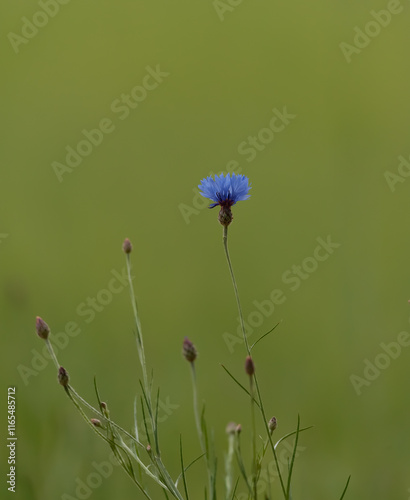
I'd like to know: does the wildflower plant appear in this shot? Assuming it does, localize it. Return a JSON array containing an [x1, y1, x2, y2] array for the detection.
[[36, 173, 350, 499]]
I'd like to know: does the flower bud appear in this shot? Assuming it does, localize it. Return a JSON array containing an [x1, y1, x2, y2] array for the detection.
[[182, 337, 197, 363], [123, 238, 132, 254], [91, 418, 102, 427], [100, 401, 110, 418], [244, 355, 255, 376], [268, 416, 277, 433], [235, 424, 242, 435], [58, 366, 69, 387], [218, 206, 233, 227], [36, 316, 50, 340], [226, 422, 237, 435]]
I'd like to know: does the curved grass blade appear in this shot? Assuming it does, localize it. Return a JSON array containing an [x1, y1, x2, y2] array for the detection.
[[338, 475, 351, 500], [140, 395, 152, 448], [154, 387, 160, 454], [133, 398, 144, 486], [285, 414, 300, 500], [175, 453, 205, 487], [274, 426, 313, 451], [229, 477, 239, 500], [250, 321, 281, 351], [179, 436, 189, 499]]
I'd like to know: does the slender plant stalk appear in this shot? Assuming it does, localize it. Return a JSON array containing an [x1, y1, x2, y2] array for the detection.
[[250, 376, 257, 499], [225, 432, 235, 499], [45, 338, 60, 369], [222, 226, 287, 498], [125, 254, 151, 403], [44, 322, 183, 498], [222, 226, 250, 355], [190, 363, 204, 451], [234, 433, 252, 496], [125, 253, 163, 463], [252, 375, 286, 497], [190, 363, 216, 499]]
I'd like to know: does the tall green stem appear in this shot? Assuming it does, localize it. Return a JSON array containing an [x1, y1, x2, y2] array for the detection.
[[125, 254, 150, 404], [250, 376, 257, 500], [190, 363, 203, 451], [45, 338, 60, 369], [253, 375, 286, 497], [222, 225, 287, 498], [222, 226, 250, 355], [190, 362, 216, 500]]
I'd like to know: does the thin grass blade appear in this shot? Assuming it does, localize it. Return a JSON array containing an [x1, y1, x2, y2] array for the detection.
[[175, 453, 205, 487], [285, 414, 300, 499], [179, 436, 189, 499], [338, 475, 351, 500], [274, 426, 313, 451], [250, 321, 281, 351]]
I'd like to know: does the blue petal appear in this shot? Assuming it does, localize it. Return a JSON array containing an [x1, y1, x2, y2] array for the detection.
[[198, 172, 251, 205]]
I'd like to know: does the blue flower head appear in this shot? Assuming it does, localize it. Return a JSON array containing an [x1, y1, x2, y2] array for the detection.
[[198, 173, 251, 226]]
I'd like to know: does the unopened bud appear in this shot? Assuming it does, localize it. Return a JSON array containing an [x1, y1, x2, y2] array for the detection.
[[123, 238, 132, 254], [36, 316, 50, 340], [58, 366, 69, 387], [218, 206, 233, 227], [182, 337, 197, 363], [244, 355, 255, 376], [226, 422, 237, 435], [235, 424, 242, 435], [91, 418, 102, 427], [100, 401, 109, 418], [268, 416, 277, 433]]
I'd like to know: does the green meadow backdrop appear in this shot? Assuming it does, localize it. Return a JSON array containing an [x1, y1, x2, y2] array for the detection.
[[1, 1, 410, 499]]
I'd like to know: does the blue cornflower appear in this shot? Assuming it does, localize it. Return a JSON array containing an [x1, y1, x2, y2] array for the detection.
[[198, 173, 251, 226]]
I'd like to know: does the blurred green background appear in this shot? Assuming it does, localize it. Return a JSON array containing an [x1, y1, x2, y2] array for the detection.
[[1, 0, 410, 498]]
